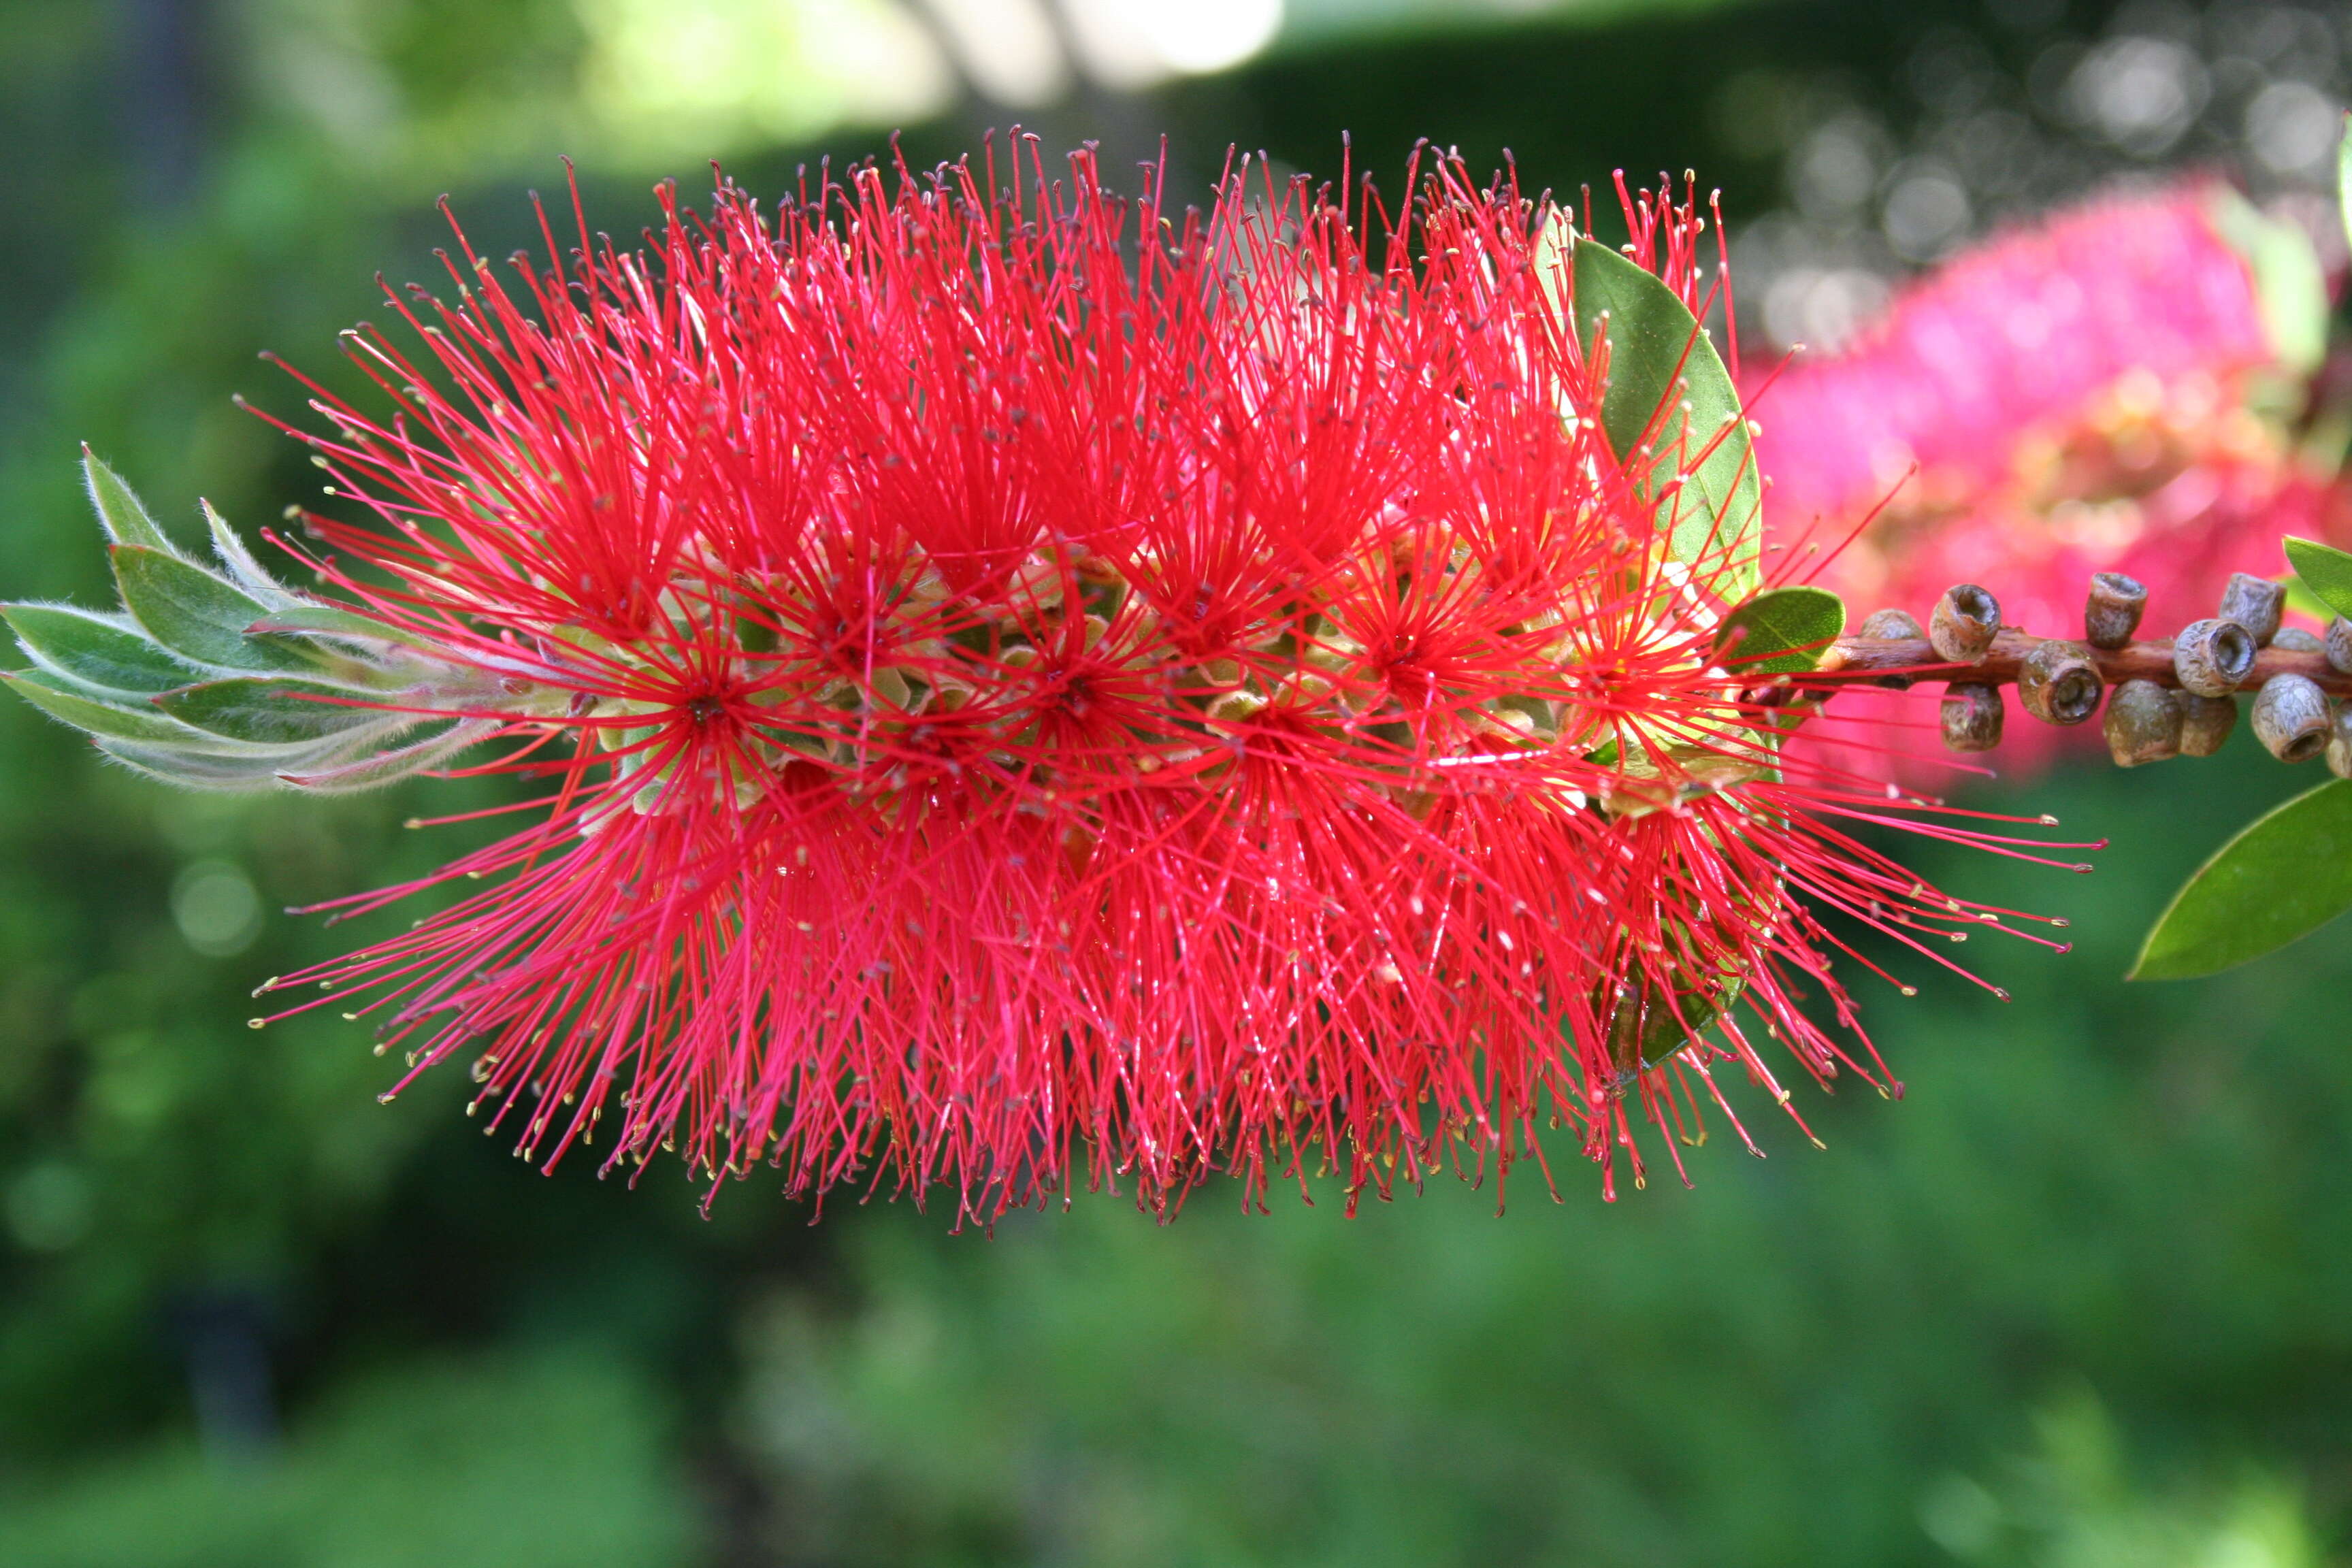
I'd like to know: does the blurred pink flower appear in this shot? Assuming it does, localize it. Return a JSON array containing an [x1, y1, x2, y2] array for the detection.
[[1751, 182, 2347, 772]]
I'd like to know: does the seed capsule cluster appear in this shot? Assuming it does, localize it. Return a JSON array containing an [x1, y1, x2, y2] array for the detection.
[[1848, 569, 2352, 777]]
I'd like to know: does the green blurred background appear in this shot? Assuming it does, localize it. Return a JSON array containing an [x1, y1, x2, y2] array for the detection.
[[3, 0, 2351, 1562]]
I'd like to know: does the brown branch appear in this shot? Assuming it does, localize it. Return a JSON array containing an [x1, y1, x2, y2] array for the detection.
[[1818, 631, 2352, 696]]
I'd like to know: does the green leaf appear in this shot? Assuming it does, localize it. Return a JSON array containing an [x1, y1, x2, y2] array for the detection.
[[110, 546, 314, 673], [1606, 974, 1742, 1071], [157, 678, 395, 747], [1565, 232, 1762, 598], [80, 447, 182, 557], [3, 604, 199, 695], [1, 668, 208, 744], [248, 602, 436, 651], [279, 718, 495, 792], [1714, 585, 1846, 674], [2338, 111, 2351, 255], [95, 736, 351, 791], [2283, 537, 2352, 621], [2210, 189, 2328, 376], [2283, 574, 2336, 624], [202, 500, 292, 601], [2130, 778, 2352, 980]]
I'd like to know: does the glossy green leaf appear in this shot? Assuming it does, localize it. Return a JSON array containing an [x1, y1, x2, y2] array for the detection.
[[2283, 537, 2352, 621], [80, 447, 181, 557], [1714, 585, 1846, 674], [2282, 574, 2335, 624], [1, 668, 207, 744], [3, 603, 198, 695], [110, 546, 312, 673], [1568, 234, 1762, 597], [2130, 778, 2352, 980], [157, 677, 393, 746], [2210, 189, 2329, 375]]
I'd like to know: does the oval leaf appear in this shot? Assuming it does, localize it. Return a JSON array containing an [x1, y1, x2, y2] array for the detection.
[[2283, 536, 2352, 622], [1568, 234, 1762, 598], [3, 603, 200, 696], [2130, 778, 2352, 980], [1715, 585, 1846, 674]]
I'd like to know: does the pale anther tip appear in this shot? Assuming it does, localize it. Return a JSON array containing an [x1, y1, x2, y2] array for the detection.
[[247, 1018, 266, 1030]]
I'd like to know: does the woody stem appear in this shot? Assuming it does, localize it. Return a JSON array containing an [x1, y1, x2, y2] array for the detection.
[[1818, 632, 2351, 696]]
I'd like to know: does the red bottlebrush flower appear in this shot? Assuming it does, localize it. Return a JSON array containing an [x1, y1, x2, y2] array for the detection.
[[11, 146, 2078, 1220], [1754, 184, 2347, 725]]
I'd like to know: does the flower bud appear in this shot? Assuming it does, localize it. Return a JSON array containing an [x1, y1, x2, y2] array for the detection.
[[1929, 584, 1999, 664], [2179, 693, 2236, 756], [2327, 617, 2352, 675], [2016, 639, 2102, 726], [2082, 571, 2145, 649], [2173, 618, 2255, 697], [2102, 679, 2181, 766], [1857, 608, 1923, 688], [2251, 673, 2331, 763], [2329, 706, 2352, 779], [1940, 682, 2003, 752], [2272, 627, 2323, 653], [2217, 572, 2285, 648]]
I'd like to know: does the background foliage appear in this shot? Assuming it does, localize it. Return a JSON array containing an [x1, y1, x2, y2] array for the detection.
[[1, 1, 2348, 1563]]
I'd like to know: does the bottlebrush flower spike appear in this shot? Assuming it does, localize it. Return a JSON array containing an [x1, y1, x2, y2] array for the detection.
[[1755, 183, 2346, 696], [8, 146, 2080, 1220]]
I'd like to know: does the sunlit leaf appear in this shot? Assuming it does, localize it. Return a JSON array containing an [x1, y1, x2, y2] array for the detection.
[[2283, 536, 2352, 621], [1714, 585, 1845, 674], [1567, 234, 1762, 598], [2130, 779, 2352, 980]]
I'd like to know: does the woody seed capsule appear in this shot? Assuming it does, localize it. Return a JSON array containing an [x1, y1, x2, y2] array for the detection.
[[2272, 627, 2323, 653], [2082, 571, 2146, 649], [2174, 618, 2256, 697], [2217, 572, 2286, 648], [2251, 674, 2331, 763], [2327, 617, 2352, 675], [2102, 679, 2181, 766], [1857, 608, 1924, 688], [1929, 583, 2000, 664], [2329, 706, 2352, 779], [1940, 683, 2004, 752], [2179, 693, 2236, 756], [2016, 639, 2102, 725]]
